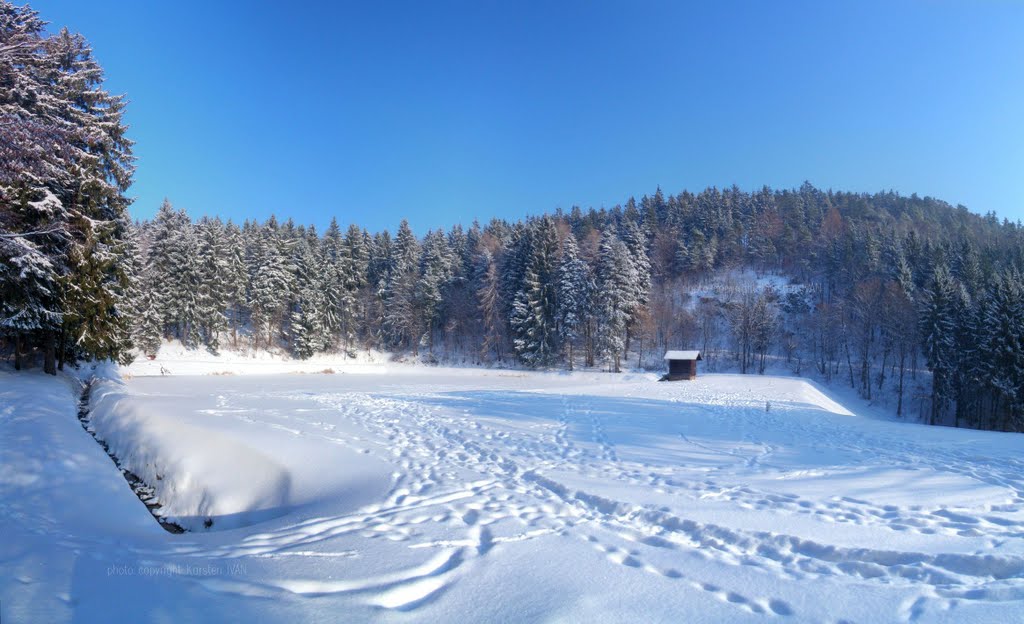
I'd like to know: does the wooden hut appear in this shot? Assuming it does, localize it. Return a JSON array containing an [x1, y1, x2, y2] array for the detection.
[[663, 350, 702, 381]]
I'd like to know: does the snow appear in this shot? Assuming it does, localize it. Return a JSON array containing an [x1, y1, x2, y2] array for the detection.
[[4, 363, 1024, 623], [664, 350, 701, 360]]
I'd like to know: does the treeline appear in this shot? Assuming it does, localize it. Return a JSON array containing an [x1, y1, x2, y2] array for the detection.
[[126, 184, 1024, 431], [0, 3, 135, 374]]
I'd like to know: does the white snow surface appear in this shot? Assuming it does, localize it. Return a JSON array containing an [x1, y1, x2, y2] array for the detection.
[[663, 350, 701, 360], [4, 363, 1024, 623]]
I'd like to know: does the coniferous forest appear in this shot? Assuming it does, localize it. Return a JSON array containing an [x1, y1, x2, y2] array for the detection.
[[3, 3, 1024, 432]]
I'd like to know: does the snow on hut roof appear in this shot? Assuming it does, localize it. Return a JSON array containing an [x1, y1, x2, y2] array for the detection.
[[664, 350, 702, 361]]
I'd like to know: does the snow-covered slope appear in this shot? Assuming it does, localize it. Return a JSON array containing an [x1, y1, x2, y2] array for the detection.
[[4, 366, 1024, 622]]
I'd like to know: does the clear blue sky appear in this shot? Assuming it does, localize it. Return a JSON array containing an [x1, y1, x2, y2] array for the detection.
[[39, 0, 1024, 233]]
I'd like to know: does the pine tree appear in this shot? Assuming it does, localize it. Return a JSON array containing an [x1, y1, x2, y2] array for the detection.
[[289, 227, 327, 359], [510, 217, 559, 367], [146, 200, 192, 340], [133, 284, 163, 358], [249, 217, 290, 350], [417, 229, 454, 353], [594, 230, 637, 372], [332, 223, 368, 349], [981, 271, 1024, 429], [0, 189, 64, 370], [919, 264, 957, 425], [177, 218, 203, 346], [221, 221, 248, 347], [555, 234, 592, 370], [475, 248, 504, 362], [320, 218, 344, 348], [1, 7, 134, 372], [620, 218, 651, 356], [195, 218, 229, 351], [381, 220, 419, 350], [621, 218, 651, 309]]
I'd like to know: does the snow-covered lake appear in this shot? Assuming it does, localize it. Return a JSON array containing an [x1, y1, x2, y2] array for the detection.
[[4, 369, 1024, 622]]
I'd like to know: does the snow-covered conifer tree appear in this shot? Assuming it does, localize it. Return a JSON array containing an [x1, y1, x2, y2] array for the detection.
[[249, 217, 290, 350], [510, 217, 559, 367], [555, 234, 593, 370], [381, 220, 419, 350], [195, 217, 229, 351], [594, 230, 637, 372], [417, 229, 454, 353], [919, 264, 957, 425]]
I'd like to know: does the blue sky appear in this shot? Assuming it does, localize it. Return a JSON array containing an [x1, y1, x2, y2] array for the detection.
[[39, 0, 1024, 233]]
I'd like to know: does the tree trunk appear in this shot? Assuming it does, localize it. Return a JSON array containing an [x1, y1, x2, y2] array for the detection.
[[877, 344, 889, 391], [844, 340, 855, 388], [896, 349, 906, 417], [13, 331, 22, 371], [57, 328, 67, 371], [43, 331, 57, 375]]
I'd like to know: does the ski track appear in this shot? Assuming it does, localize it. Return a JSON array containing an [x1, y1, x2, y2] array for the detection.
[[51, 380, 1024, 620]]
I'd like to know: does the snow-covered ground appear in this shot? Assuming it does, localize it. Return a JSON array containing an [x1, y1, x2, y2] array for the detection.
[[4, 364, 1024, 623]]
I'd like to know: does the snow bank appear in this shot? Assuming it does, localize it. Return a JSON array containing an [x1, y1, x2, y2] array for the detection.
[[86, 366, 396, 533], [89, 374, 292, 531]]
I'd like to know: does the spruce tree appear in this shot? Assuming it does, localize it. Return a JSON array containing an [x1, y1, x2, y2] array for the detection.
[[320, 218, 344, 348], [475, 248, 505, 362], [1, 6, 134, 371], [222, 221, 249, 347], [981, 271, 1024, 429], [289, 227, 327, 359], [555, 234, 593, 370], [510, 217, 559, 367], [594, 230, 637, 372], [133, 284, 163, 358], [195, 218, 228, 351], [919, 264, 957, 425], [417, 229, 454, 353], [381, 220, 419, 350], [249, 217, 290, 350], [0, 190, 64, 370]]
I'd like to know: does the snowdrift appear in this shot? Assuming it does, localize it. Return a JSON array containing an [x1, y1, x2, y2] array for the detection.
[[89, 375, 292, 531]]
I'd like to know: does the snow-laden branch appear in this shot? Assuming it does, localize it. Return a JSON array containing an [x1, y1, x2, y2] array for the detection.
[[0, 41, 34, 58], [0, 225, 65, 239]]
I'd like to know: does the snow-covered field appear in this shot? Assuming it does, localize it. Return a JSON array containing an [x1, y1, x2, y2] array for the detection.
[[4, 365, 1024, 623]]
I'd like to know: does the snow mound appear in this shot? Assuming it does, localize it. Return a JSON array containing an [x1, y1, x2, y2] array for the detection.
[[89, 377, 292, 531]]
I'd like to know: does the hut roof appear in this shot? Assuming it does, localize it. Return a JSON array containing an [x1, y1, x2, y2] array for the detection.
[[664, 350, 702, 361]]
